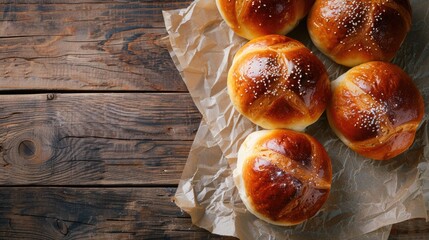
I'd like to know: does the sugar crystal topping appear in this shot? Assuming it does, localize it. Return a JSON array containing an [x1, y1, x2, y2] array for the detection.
[[234, 52, 316, 105], [241, 0, 292, 24], [348, 88, 397, 140], [320, 0, 402, 52]]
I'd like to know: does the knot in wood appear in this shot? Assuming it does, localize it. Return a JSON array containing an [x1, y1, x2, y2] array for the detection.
[[47, 93, 55, 100], [18, 140, 36, 159]]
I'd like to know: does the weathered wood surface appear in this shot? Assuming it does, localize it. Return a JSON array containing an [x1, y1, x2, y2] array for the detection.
[[390, 219, 429, 240], [0, 187, 425, 240], [0, 187, 233, 239], [0, 0, 191, 91], [0, 93, 201, 185], [0, 0, 428, 239]]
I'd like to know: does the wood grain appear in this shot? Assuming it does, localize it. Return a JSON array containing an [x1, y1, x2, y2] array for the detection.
[[390, 218, 429, 240], [0, 186, 426, 239], [0, 93, 201, 185], [0, 0, 427, 239], [0, 187, 233, 239], [0, 0, 192, 91]]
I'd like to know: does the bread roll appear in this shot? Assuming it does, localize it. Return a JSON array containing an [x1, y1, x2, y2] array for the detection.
[[307, 0, 412, 67], [216, 0, 315, 40], [234, 129, 332, 226], [327, 62, 424, 160], [228, 35, 330, 131]]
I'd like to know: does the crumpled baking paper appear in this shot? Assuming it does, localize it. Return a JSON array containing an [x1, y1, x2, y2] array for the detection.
[[163, 0, 429, 239]]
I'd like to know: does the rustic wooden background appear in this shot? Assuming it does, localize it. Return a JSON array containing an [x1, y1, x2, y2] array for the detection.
[[0, 0, 428, 239]]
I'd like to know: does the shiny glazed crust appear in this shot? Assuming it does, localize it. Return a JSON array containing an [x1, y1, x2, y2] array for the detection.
[[216, 0, 315, 40], [227, 35, 330, 131], [233, 129, 332, 226], [327, 61, 424, 160], [307, 0, 412, 67]]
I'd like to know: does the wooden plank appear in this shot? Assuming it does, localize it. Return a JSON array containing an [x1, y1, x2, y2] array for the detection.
[[0, 93, 201, 185], [0, 187, 426, 239], [0, 1, 192, 91], [0, 187, 233, 239], [390, 218, 429, 240]]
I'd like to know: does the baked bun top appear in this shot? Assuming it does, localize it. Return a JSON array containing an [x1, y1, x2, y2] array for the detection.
[[307, 0, 412, 67], [234, 129, 332, 226], [216, 0, 315, 40], [228, 35, 330, 131], [327, 61, 424, 160]]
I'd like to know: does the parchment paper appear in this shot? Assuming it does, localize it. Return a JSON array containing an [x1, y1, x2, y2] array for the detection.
[[163, 0, 429, 239]]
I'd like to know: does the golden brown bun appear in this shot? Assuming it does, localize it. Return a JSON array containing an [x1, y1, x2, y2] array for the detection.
[[234, 129, 332, 226], [216, 0, 315, 40], [307, 0, 412, 67], [327, 62, 424, 160], [228, 35, 330, 131]]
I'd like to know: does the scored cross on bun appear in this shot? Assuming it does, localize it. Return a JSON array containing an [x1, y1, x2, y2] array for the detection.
[[227, 34, 330, 131], [216, 0, 315, 40], [307, 0, 412, 67], [327, 61, 424, 160], [234, 129, 332, 226]]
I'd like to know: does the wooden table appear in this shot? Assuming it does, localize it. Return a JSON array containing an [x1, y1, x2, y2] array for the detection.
[[0, 1, 427, 239]]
